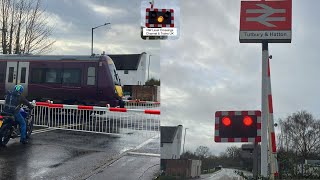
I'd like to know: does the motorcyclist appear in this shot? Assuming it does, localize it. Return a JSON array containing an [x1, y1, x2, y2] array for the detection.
[[3, 85, 34, 144]]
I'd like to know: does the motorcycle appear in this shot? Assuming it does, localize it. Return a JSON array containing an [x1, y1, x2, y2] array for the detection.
[[0, 106, 34, 146]]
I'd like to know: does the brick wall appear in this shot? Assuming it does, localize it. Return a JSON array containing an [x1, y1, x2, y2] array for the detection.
[[131, 85, 160, 101]]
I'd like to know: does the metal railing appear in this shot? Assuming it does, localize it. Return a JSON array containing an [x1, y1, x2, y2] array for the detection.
[[124, 100, 160, 109], [0, 100, 160, 137]]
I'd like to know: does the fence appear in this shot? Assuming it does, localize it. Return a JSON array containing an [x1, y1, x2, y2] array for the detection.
[[0, 100, 160, 137], [124, 100, 160, 109]]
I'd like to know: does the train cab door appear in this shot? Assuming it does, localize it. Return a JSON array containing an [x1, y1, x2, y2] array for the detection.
[[5, 61, 30, 95]]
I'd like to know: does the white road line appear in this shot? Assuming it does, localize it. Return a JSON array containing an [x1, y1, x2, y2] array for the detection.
[[133, 134, 159, 150], [127, 152, 160, 157], [32, 123, 84, 134]]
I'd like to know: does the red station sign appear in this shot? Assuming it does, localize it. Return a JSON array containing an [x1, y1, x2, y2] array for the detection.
[[239, 0, 292, 43]]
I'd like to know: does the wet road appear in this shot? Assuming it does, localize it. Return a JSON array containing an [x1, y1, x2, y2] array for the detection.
[[0, 127, 160, 180], [86, 137, 160, 180], [201, 168, 252, 180]]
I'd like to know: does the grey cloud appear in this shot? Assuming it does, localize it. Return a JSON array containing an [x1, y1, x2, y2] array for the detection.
[[161, 0, 320, 154]]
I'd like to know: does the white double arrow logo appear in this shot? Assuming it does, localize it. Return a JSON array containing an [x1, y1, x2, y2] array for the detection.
[[246, 4, 286, 27]]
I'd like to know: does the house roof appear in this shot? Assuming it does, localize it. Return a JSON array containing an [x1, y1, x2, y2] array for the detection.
[[109, 53, 146, 70], [160, 126, 180, 143]]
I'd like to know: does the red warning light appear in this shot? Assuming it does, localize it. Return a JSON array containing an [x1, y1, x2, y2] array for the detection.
[[222, 117, 231, 126], [243, 116, 253, 126]]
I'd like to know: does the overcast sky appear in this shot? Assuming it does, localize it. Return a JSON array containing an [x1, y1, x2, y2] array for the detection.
[[161, 0, 320, 155], [43, 0, 160, 79]]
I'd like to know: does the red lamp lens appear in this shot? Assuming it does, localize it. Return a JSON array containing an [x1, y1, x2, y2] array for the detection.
[[243, 116, 253, 126], [222, 117, 231, 126]]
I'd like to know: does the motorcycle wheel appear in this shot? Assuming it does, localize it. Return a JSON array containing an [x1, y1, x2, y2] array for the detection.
[[26, 117, 34, 139], [0, 124, 13, 146]]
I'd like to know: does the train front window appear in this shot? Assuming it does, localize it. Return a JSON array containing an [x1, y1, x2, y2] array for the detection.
[[109, 63, 121, 86]]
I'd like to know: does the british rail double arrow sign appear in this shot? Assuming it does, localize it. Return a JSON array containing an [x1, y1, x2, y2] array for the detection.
[[240, 0, 292, 43]]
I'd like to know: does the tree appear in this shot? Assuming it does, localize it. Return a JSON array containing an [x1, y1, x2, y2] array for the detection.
[[277, 110, 320, 178], [226, 146, 241, 159], [145, 78, 160, 86], [278, 110, 320, 159], [0, 0, 55, 55], [195, 146, 211, 159]]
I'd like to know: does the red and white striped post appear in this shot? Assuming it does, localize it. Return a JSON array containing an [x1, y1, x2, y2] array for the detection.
[[267, 56, 279, 178]]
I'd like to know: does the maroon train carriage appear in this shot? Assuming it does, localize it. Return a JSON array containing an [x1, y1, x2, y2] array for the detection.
[[0, 55, 123, 107]]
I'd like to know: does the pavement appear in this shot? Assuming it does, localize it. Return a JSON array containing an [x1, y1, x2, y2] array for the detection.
[[0, 126, 160, 180]]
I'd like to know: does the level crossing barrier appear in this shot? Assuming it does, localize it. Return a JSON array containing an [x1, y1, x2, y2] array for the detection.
[[0, 100, 160, 137]]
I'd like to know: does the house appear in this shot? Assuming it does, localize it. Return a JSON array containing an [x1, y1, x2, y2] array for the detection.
[[160, 125, 183, 160], [109, 52, 148, 86], [160, 125, 183, 172], [160, 125, 201, 178]]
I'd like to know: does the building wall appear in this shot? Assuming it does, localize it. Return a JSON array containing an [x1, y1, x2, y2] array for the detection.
[[131, 85, 159, 101], [161, 143, 176, 159], [116, 54, 147, 86], [190, 160, 202, 177], [175, 125, 183, 159], [118, 70, 140, 85], [160, 125, 183, 159], [163, 159, 202, 178], [138, 53, 147, 84]]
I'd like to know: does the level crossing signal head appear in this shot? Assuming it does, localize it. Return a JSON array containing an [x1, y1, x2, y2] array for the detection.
[[215, 111, 261, 143], [146, 8, 174, 28]]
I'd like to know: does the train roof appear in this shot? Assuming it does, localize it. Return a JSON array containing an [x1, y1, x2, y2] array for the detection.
[[0, 55, 108, 61]]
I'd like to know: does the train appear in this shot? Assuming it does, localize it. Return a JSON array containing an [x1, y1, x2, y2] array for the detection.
[[0, 54, 123, 107]]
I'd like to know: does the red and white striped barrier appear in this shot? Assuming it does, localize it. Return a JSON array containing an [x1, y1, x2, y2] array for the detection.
[[267, 57, 279, 177], [214, 110, 261, 143], [0, 101, 160, 137], [34, 102, 160, 115]]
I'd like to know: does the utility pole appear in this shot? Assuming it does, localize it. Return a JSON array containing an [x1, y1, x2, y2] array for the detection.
[[91, 23, 110, 56]]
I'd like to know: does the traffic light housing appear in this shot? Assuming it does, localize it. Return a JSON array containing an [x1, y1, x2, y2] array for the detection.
[[146, 8, 174, 28], [214, 111, 261, 143]]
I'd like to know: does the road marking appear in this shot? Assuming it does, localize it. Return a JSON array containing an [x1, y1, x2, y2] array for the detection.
[[32, 123, 84, 134], [133, 134, 159, 150], [127, 152, 160, 157]]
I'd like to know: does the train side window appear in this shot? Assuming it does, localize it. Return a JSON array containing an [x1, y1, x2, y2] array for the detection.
[[87, 67, 95, 85], [62, 69, 81, 85], [8, 67, 14, 83], [124, 70, 128, 74], [31, 69, 44, 83], [45, 69, 60, 83], [20, 67, 26, 83]]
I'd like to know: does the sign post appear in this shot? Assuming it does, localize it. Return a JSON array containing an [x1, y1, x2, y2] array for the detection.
[[240, 0, 292, 178], [261, 41, 270, 177]]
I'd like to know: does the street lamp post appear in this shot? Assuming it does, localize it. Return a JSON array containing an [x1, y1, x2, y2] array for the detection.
[[182, 128, 189, 156], [148, 54, 152, 80], [91, 23, 110, 56]]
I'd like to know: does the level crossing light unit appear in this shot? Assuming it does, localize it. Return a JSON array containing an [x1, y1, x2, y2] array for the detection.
[[91, 23, 110, 56]]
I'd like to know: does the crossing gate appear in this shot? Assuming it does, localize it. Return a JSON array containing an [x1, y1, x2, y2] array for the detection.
[[0, 100, 160, 137]]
